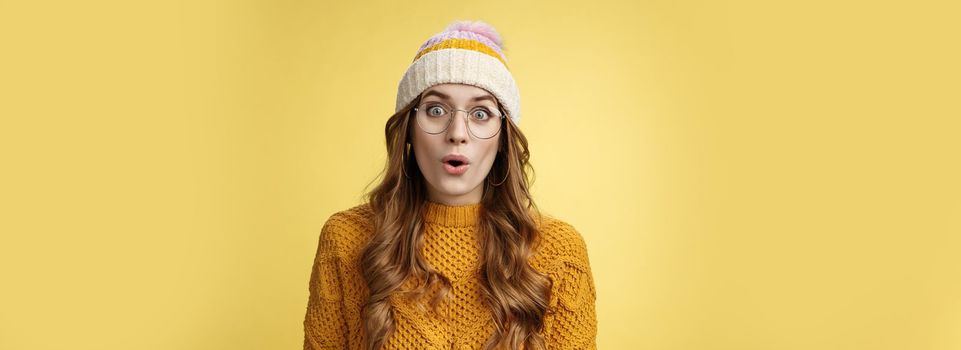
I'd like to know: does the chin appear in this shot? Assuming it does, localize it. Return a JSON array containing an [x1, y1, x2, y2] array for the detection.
[[433, 177, 479, 193]]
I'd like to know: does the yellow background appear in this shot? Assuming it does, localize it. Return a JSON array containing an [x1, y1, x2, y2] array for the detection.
[[1, 0, 959, 349]]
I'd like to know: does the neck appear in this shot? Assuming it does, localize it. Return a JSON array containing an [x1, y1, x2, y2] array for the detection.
[[425, 184, 484, 206]]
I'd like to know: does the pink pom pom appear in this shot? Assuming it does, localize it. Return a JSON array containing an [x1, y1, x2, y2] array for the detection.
[[445, 20, 503, 48]]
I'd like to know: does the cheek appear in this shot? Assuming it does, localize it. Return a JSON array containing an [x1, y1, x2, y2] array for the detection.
[[410, 135, 442, 174], [477, 141, 500, 172]]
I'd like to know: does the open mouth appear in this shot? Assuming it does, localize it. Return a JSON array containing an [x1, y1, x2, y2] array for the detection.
[[442, 159, 469, 175]]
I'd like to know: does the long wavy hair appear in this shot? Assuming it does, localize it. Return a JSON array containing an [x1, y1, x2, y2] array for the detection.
[[358, 92, 551, 350]]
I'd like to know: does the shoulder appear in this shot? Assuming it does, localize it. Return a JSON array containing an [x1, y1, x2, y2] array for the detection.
[[316, 202, 376, 260], [531, 214, 592, 272], [530, 214, 597, 312]]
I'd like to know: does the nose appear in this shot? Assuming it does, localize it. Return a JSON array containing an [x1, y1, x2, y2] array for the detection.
[[446, 111, 470, 144]]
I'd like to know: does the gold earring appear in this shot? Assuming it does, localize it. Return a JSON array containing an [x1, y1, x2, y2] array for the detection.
[[488, 160, 509, 186]]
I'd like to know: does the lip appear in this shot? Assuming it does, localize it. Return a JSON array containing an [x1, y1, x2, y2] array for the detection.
[[441, 154, 471, 165], [441, 153, 471, 176]]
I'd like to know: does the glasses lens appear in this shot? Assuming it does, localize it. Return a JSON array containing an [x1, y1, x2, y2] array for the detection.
[[416, 104, 451, 134], [467, 108, 502, 139]]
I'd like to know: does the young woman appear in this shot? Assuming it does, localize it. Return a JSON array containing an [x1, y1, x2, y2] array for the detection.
[[304, 20, 597, 350]]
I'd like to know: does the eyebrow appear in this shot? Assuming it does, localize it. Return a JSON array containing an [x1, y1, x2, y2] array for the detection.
[[422, 90, 497, 104]]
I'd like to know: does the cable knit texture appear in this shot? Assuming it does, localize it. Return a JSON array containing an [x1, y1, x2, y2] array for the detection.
[[303, 201, 597, 349]]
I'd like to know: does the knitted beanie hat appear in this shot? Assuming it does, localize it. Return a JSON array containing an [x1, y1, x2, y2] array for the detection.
[[395, 20, 521, 125]]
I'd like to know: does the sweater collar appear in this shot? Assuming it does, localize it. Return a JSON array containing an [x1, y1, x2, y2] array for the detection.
[[423, 200, 482, 227]]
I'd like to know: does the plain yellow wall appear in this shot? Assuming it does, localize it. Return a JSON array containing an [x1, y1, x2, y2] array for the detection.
[[1, 0, 959, 349]]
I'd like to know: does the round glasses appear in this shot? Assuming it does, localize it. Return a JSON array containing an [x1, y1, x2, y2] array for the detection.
[[412, 102, 505, 139]]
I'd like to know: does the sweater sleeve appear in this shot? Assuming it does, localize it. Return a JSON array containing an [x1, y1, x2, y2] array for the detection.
[[543, 223, 598, 350], [303, 214, 350, 350]]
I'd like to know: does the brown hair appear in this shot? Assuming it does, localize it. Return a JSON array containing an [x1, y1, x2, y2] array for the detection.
[[359, 92, 551, 350]]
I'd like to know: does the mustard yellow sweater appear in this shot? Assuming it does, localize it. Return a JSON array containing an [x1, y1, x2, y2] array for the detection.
[[303, 200, 597, 349]]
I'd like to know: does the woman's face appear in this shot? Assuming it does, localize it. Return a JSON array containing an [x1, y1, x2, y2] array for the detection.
[[409, 83, 503, 205]]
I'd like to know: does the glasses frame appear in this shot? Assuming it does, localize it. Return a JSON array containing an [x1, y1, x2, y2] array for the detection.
[[412, 101, 506, 140]]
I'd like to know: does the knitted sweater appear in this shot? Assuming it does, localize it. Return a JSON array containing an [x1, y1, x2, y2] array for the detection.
[[303, 200, 597, 349]]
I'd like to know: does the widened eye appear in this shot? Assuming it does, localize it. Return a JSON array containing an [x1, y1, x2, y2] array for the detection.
[[470, 108, 492, 120], [427, 105, 448, 117]]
